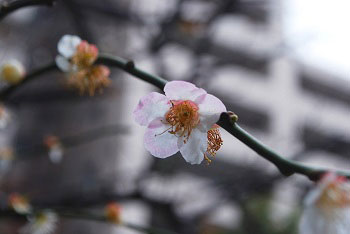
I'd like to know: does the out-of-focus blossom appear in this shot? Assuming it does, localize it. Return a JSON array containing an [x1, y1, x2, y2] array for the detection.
[[0, 147, 14, 173], [299, 172, 350, 234], [66, 64, 111, 96], [133, 80, 226, 164], [43, 135, 64, 164], [0, 104, 11, 129], [0, 59, 25, 85], [20, 210, 58, 234], [55, 35, 111, 96], [9, 193, 32, 214], [105, 202, 122, 224]]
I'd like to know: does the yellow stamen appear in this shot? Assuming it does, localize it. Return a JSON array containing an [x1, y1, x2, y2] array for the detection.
[[67, 65, 111, 96], [317, 178, 350, 209], [204, 127, 223, 164], [165, 100, 200, 141], [71, 41, 98, 69]]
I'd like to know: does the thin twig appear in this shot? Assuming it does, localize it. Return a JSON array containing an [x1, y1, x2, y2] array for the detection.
[[16, 123, 128, 157], [0, 62, 57, 101], [0, 54, 349, 180], [0, 0, 56, 20]]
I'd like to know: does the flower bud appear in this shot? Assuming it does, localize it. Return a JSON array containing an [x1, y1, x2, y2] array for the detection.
[[0, 60, 25, 84], [105, 202, 122, 224]]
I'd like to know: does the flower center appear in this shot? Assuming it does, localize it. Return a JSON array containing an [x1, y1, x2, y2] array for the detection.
[[317, 180, 350, 209], [204, 126, 223, 164], [165, 100, 200, 140], [67, 65, 111, 96], [71, 41, 98, 69]]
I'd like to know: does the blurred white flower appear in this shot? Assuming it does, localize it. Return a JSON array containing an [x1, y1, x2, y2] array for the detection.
[[299, 172, 350, 234], [0, 59, 25, 84], [20, 210, 58, 234], [9, 193, 32, 215], [43, 135, 64, 164]]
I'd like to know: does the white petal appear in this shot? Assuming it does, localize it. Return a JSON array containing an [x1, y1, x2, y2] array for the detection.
[[164, 80, 206, 101], [133, 92, 171, 126], [55, 55, 71, 72], [300, 206, 350, 234], [198, 94, 227, 131], [303, 187, 323, 207], [299, 206, 332, 234], [57, 35, 81, 58], [178, 128, 207, 164], [144, 120, 179, 158], [49, 147, 63, 164]]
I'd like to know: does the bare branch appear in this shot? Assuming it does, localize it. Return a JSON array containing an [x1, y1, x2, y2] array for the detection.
[[0, 0, 56, 20]]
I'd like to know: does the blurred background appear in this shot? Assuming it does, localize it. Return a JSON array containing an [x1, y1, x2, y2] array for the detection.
[[0, 0, 349, 233]]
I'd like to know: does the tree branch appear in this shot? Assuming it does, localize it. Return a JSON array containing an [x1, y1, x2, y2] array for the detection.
[[0, 0, 56, 20], [17, 123, 128, 157], [217, 112, 350, 181], [0, 208, 179, 234], [0, 54, 349, 180], [0, 62, 57, 101]]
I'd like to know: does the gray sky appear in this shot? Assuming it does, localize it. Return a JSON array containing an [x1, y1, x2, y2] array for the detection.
[[284, 0, 350, 80]]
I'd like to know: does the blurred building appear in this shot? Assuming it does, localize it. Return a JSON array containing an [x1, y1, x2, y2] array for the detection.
[[0, 0, 349, 234]]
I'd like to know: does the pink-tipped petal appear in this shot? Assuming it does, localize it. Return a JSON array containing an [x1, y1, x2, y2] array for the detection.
[[144, 121, 179, 158], [58, 35, 82, 58], [164, 81, 206, 101], [133, 92, 171, 126], [198, 94, 226, 131], [178, 128, 207, 164]]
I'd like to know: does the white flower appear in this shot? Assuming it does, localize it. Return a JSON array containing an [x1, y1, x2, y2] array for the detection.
[[299, 173, 350, 234], [133, 80, 226, 164], [0, 59, 25, 84], [20, 210, 58, 234], [55, 35, 82, 72]]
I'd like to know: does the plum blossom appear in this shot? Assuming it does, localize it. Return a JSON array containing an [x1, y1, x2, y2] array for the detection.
[[0, 59, 25, 84], [56, 35, 111, 96], [43, 135, 64, 164], [9, 193, 32, 214], [133, 81, 226, 164], [20, 210, 58, 234], [299, 172, 350, 234]]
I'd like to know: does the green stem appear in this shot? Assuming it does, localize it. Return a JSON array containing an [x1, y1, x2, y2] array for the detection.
[[0, 0, 56, 20], [0, 54, 349, 180]]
